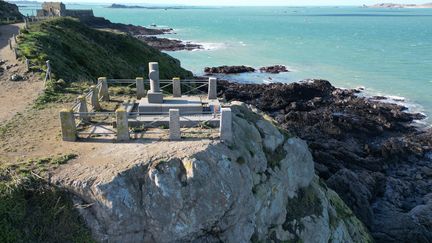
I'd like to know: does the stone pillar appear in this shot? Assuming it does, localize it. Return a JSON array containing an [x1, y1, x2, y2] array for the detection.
[[98, 77, 109, 101], [25, 58, 30, 72], [59, 109, 77, 142], [149, 62, 160, 92], [169, 109, 181, 140], [8, 39, 12, 50], [172, 77, 181, 97], [220, 108, 233, 143], [116, 108, 129, 142], [136, 77, 145, 99], [147, 62, 163, 103], [208, 77, 217, 100], [13, 34, 17, 43], [90, 85, 101, 111], [78, 95, 89, 122], [13, 48, 18, 59]]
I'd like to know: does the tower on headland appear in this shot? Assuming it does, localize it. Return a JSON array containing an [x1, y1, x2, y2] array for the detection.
[[36, 2, 94, 19]]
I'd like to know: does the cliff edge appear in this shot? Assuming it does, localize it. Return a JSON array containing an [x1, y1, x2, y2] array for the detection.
[[53, 102, 372, 242]]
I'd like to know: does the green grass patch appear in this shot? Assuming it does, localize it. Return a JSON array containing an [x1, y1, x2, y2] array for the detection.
[[0, 154, 95, 242], [17, 17, 193, 108]]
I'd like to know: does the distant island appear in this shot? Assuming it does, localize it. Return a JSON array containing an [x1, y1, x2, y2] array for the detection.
[[107, 3, 183, 9], [366, 2, 432, 8]]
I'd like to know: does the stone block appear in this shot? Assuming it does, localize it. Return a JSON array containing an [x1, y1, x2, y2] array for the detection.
[[59, 109, 76, 141], [173, 77, 181, 97], [90, 85, 101, 111], [147, 92, 164, 104], [116, 108, 129, 142], [208, 77, 218, 100], [136, 77, 146, 99], [169, 109, 181, 140], [220, 108, 233, 143], [98, 77, 109, 101]]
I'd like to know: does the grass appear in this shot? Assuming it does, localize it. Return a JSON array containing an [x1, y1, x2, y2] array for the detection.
[[17, 17, 193, 108], [0, 154, 95, 243]]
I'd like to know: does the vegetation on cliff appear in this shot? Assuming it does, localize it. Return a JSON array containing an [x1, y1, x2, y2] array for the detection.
[[18, 17, 192, 82], [16, 17, 192, 107], [0, 1, 23, 22], [0, 154, 95, 242]]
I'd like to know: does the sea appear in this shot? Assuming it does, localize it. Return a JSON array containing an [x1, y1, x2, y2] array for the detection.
[[18, 4, 432, 122]]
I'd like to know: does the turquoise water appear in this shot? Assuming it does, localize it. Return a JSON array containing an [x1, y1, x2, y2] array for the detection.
[[19, 4, 432, 118]]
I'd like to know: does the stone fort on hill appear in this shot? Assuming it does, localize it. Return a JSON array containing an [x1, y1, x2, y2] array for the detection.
[[36, 2, 94, 18]]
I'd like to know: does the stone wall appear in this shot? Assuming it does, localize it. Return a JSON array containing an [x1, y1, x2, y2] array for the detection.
[[36, 2, 93, 18]]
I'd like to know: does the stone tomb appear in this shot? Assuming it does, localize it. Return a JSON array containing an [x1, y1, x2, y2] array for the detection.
[[138, 62, 218, 115], [138, 96, 205, 114]]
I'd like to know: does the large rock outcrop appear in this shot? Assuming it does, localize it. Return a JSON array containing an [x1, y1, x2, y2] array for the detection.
[[53, 103, 371, 242], [219, 79, 432, 242], [0, 1, 23, 20]]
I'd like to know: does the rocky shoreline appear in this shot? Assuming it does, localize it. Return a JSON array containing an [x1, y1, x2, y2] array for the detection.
[[204, 65, 289, 75], [218, 79, 432, 242], [82, 16, 203, 51]]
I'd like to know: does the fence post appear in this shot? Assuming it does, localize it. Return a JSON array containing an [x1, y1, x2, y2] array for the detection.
[[116, 108, 129, 142], [98, 77, 109, 101], [13, 34, 17, 43], [78, 95, 89, 122], [172, 77, 181, 97], [25, 58, 30, 72], [8, 39, 12, 50], [208, 77, 217, 100], [44, 60, 51, 83], [169, 109, 181, 140], [220, 108, 233, 143], [24, 18, 28, 29], [136, 77, 145, 99], [13, 48, 18, 59], [59, 109, 77, 141], [90, 85, 101, 111]]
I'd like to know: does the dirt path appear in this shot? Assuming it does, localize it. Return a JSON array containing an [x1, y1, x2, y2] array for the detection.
[[0, 23, 44, 124]]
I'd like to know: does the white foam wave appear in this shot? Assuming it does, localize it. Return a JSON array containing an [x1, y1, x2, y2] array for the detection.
[[192, 42, 227, 51]]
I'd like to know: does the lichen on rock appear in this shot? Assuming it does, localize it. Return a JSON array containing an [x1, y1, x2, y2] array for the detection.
[[53, 102, 372, 242]]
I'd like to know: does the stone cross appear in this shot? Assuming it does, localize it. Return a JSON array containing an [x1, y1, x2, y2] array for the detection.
[[147, 62, 163, 103], [149, 62, 160, 93]]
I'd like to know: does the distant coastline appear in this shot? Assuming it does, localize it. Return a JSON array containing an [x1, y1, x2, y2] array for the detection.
[[365, 2, 432, 8], [107, 4, 183, 9]]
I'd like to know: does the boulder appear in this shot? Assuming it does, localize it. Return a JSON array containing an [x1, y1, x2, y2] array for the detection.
[[204, 65, 255, 74], [259, 65, 289, 74]]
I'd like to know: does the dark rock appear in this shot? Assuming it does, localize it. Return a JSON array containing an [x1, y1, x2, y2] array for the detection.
[[259, 65, 289, 74], [137, 36, 202, 51], [219, 79, 432, 242], [204, 65, 255, 74], [10, 74, 23, 81]]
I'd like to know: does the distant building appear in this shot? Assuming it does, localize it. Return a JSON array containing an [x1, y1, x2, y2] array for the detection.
[[36, 2, 94, 18]]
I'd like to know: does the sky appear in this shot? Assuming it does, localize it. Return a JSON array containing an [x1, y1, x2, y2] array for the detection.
[[48, 0, 432, 6]]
